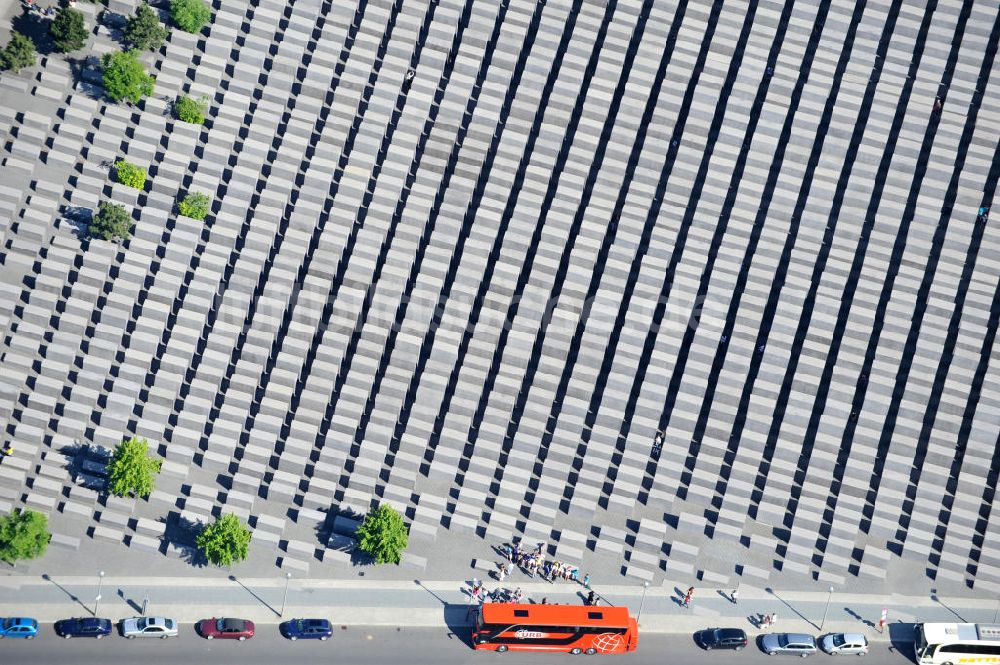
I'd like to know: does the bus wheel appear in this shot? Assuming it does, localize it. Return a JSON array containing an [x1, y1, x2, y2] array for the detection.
[[570, 648, 582, 655], [497, 645, 508, 653], [585, 648, 597, 655]]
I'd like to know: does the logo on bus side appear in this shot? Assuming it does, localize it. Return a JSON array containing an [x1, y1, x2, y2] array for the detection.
[[593, 632, 624, 653], [514, 630, 547, 639]]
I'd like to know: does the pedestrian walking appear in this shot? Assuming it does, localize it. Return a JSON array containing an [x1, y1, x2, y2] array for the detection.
[[586, 590, 596, 606], [762, 613, 770, 628], [771, 613, 778, 628], [498, 564, 507, 583], [540, 597, 548, 605], [730, 588, 739, 604], [506, 561, 514, 578], [583, 573, 591, 588]]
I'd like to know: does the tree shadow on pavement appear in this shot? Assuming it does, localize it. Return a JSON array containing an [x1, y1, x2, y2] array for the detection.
[[11, 9, 56, 56], [164, 512, 208, 567], [65, 55, 104, 100]]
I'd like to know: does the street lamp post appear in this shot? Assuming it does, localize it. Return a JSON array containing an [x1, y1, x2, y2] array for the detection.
[[280, 572, 292, 617], [94, 571, 105, 616], [820, 586, 834, 631], [637, 582, 650, 625], [142, 590, 149, 617]]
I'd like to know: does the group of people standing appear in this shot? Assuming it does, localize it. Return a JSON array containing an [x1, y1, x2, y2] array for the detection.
[[23, 0, 76, 17], [497, 541, 587, 587]]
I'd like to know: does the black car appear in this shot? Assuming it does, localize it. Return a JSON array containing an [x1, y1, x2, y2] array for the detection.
[[55, 617, 112, 639], [696, 627, 748, 650]]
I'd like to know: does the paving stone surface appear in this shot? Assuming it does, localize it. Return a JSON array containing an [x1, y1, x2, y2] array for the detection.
[[0, 0, 998, 596]]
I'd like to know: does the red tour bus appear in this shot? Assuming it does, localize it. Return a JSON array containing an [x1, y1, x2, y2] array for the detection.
[[473, 603, 639, 654]]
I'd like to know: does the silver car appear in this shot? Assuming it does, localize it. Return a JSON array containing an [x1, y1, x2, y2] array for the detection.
[[121, 616, 178, 639], [820, 633, 869, 655], [761, 633, 818, 657]]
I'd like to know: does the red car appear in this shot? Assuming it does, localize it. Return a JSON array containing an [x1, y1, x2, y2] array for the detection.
[[198, 617, 255, 641]]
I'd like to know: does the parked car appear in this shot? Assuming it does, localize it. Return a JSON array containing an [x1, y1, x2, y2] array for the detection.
[[820, 633, 869, 655], [121, 616, 179, 639], [54, 617, 112, 639], [697, 627, 749, 650], [761, 633, 818, 657], [280, 618, 333, 641], [0, 617, 38, 639], [198, 617, 255, 640]]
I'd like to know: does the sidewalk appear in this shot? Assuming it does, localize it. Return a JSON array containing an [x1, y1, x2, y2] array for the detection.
[[2, 574, 996, 637]]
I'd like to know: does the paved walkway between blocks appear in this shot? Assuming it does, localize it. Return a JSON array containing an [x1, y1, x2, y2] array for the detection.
[[1, 574, 996, 637]]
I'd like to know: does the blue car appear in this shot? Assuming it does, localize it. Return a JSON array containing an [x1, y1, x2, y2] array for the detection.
[[0, 617, 38, 638], [280, 618, 332, 640], [54, 617, 112, 639]]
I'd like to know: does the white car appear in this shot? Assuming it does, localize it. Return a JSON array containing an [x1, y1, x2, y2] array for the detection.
[[121, 616, 179, 639]]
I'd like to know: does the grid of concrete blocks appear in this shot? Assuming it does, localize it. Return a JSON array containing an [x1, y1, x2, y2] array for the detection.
[[0, 0, 998, 590]]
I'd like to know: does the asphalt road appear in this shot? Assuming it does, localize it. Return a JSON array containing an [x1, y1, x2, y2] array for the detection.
[[0, 625, 920, 665]]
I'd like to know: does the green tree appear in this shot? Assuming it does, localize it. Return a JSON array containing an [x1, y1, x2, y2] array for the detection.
[[89, 201, 132, 241], [1, 32, 37, 73], [177, 192, 210, 220], [196, 514, 252, 567], [125, 3, 169, 51], [0, 508, 51, 563], [50, 7, 88, 53], [102, 50, 155, 104], [356, 504, 409, 564], [175, 94, 208, 124], [107, 437, 162, 498], [114, 160, 147, 189], [170, 0, 211, 34]]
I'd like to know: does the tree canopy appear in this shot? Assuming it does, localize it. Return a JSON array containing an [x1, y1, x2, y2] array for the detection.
[[1, 33, 37, 73], [196, 514, 252, 567], [125, 3, 169, 51], [50, 7, 88, 53], [89, 201, 132, 241], [115, 160, 147, 189], [356, 504, 409, 565], [107, 436, 162, 498], [0, 509, 51, 563], [175, 95, 208, 124], [102, 50, 155, 104], [170, 0, 211, 34], [177, 192, 210, 220]]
